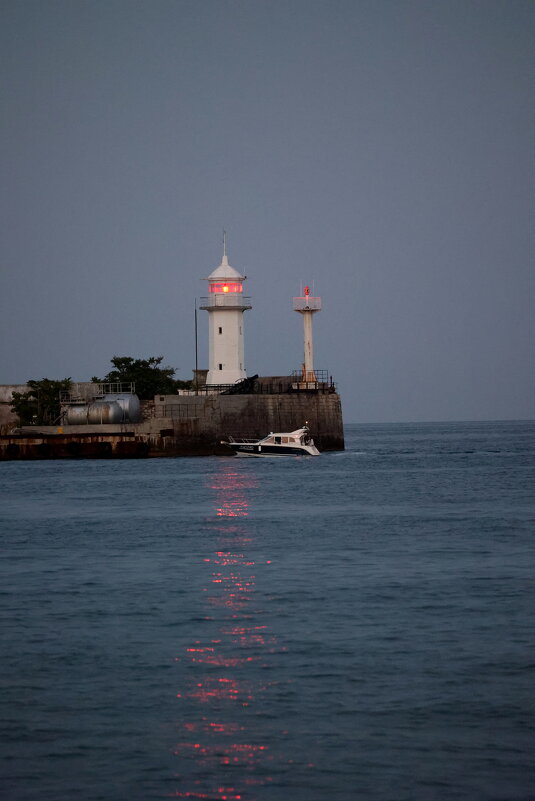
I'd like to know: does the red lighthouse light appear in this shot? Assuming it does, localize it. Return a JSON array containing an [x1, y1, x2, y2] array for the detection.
[[209, 282, 243, 294]]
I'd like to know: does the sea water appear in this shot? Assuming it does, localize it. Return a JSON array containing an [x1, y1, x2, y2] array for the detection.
[[1, 421, 534, 801]]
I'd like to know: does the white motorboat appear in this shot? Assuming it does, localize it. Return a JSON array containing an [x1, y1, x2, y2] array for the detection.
[[221, 424, 320, 457]]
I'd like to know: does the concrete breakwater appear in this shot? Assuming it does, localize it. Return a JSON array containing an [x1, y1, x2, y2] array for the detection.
[[1, 392, 344, 459], [0, 431, 149, 460]]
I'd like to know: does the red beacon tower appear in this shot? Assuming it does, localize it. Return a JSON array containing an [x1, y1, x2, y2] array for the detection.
[[293, 284, 322, 385]]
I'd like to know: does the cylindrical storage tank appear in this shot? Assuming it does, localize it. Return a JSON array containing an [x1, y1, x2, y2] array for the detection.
[[65, 405, 90, 425], [101, 394, 141, 423], [87, 401, 123, 424], [65, 401, 123, 425]]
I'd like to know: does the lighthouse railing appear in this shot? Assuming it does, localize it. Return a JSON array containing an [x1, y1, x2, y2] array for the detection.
[[292, 296, 321, 311], [199, 295, 252, 309]]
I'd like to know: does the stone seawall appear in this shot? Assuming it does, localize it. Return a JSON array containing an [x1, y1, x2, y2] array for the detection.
[[0, 385, 28, 434], [146, 392, 344, 454], [0, 432, 149, 460], [0, 392, 344, 459]]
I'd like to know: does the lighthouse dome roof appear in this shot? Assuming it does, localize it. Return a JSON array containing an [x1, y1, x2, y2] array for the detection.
[[206, 251, 245, 281]]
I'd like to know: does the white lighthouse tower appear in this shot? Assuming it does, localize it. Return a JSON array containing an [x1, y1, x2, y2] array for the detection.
[[293, 285, 322, 385], [200, 238, 252, 386]]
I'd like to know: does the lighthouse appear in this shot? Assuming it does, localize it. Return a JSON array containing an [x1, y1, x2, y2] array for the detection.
[[293, 285, 322, 384], [200, 238, 252, 386]]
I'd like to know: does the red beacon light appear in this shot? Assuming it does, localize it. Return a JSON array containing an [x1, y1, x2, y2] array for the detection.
[[209, 282, 243, 294], [304, 286, 310, 296]]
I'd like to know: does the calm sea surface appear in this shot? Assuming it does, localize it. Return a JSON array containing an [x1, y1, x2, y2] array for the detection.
[[1, 421, 534, 801]]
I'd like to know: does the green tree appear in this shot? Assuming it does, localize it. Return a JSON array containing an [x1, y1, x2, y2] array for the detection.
[[10, 378, 72, 425], [92, 356, 191, 400]]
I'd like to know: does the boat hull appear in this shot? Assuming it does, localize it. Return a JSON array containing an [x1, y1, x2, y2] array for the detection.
[[230, 443, 319, 457]]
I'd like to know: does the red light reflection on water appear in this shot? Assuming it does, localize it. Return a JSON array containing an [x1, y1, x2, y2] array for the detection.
[[179, 718, 244, 735], [170, 790, 243, 800], [212, 468, 255, 518], [172, 464, 279, 800], [174, 741, 268, 765], [178, 676, 255, 705]]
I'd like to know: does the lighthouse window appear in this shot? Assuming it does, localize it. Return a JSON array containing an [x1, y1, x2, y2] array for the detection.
[[218, 364, 223, 370], [209, 282, 242, 293], [218, 327, 222, 334]]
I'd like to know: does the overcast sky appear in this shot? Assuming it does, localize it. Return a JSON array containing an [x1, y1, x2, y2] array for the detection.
[[1, 0, 533, 423]]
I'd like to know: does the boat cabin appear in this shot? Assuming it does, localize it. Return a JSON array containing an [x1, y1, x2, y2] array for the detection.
[[263, 432, 310, 445]]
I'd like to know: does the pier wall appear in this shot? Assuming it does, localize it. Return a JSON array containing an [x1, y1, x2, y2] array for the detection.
[[0, 385, 28, 433], [148, 391, 344, 453], [0, 392, 344, 459]]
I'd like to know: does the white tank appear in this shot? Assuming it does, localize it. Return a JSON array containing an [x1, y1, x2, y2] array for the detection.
[[65, 401, 123, 425], [101, 393, 141, 423]]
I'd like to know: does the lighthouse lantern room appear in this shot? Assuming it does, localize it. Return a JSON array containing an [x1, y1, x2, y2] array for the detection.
[[200, 239, 252, 386]]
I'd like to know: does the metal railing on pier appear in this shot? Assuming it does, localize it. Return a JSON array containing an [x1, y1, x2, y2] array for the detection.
[[175, 371, 337, 399], [154, 404, 200, 420], [60, 382, 136, 405]]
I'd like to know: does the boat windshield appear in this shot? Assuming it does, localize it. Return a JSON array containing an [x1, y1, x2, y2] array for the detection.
[[264, 435, 297, 445]]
